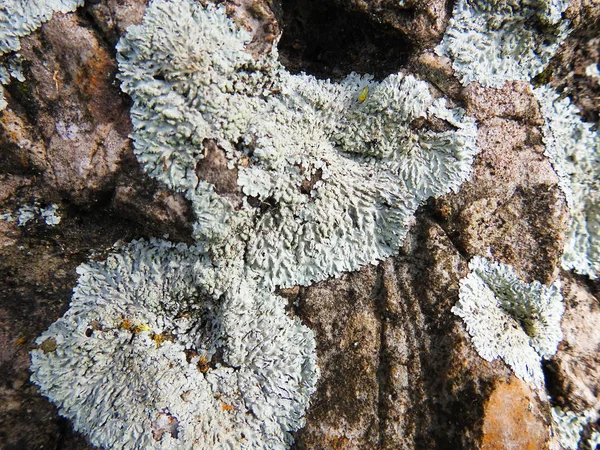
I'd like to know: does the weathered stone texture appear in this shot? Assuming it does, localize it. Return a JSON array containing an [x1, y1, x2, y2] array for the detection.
[[546, 275, 600, 412], [4, 12, 129, 203], [329, 0, 450, 48], [293, 218, 555, 449], [433, 115, 569, 284], [84, 0, 148, 45], [293, 265, 382, 449]]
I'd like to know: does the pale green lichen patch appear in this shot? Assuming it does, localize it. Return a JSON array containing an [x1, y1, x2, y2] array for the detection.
[[116, 0, 479, 289], [30, 239, 319, 450], [436, 0, 570, 88], [535, 86, 600, 279], [0, 0, 83, 109], [586, 63, 600, 80], [0, 203, 61, 226], [453, 256, 564, 387], [551, 406, 598, 450]]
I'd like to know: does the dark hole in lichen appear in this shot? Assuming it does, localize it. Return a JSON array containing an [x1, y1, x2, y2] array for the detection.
[[299, 167, 323, 196], [247, 195, 278, 214], [542, 359, 568, 407], [84, 320, 102, 338], [151, 330, 176, 347], [410, 116, 458, 133], [196, 140, 241, 197], [184, 347, 227, 373], [277, 0, 413, 80]]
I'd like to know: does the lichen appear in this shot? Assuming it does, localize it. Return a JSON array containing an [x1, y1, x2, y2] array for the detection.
[[589, 430, 600, 449], [116, 0, 479, 289], [453, 256, 564, 387], [436, 0, 570, 88], [40, 204, 61, 225], [7, 203, 62, 227], [30, 239, 319, 450], [586, 63, 600, 80], [551, 406, 599, 450], [0, 0, 83, 110], [535, 86, 600, 279]]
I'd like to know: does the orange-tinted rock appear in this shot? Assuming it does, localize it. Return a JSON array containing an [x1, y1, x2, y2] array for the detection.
[[480, 377, 550, 450]]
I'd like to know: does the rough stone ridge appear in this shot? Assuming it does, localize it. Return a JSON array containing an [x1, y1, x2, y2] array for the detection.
[[30, 239, 319, 450], [436, 0, 571, 87], [116, 0, 479, 289], [452, 256, 564, 387]]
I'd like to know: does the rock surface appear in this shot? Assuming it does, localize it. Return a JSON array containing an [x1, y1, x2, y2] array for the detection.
[[0, 0, 598, 449]]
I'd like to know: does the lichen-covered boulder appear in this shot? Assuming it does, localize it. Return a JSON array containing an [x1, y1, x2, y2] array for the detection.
[[0, 0, 598, 448]]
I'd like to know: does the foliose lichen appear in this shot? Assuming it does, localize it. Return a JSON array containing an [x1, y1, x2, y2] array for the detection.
[[116, 0, 480, 289], [453, 256, 564, 387], [15, 203, 61, 226], [0, 0, 83, 109], [586, 63, 600, 80], [551, 406, 599, 450], [436, 0, 571, 88], [30, 239, 319, 450], [0, 203, 61, 226], [535, 86, 600, 279], [16, 204, 36, 226]]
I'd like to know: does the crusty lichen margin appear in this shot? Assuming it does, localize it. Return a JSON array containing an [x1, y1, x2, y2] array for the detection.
[[535, 86, 600, 279]]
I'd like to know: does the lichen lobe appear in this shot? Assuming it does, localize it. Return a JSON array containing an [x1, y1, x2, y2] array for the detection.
[[453, 256, 564, 387]]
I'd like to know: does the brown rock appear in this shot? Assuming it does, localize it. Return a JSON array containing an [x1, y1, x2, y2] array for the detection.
[[195, 140, 242, 204], [294, 219, 527, 449], [2, 11, 131, 204], [0, 108, 47, 172], [564, 0, 600, 36], [407, 51, 463, 99], [326, 0, 450, 49], [294, 265, 382, 449], [84, 0, 149, 44], [546, 35, 600, 125], [546, 275, 600, 412], [222, 0, 281, 56], [462, 81, 543, 124], [434, 116, 569, 284]]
